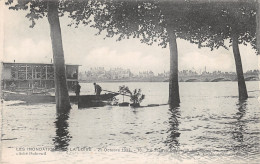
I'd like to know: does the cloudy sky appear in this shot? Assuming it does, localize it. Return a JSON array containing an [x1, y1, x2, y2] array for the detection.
[[0, 2, 259, 74]]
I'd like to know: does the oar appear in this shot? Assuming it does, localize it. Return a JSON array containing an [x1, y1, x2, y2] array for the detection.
[[102, 89, 131, 97]]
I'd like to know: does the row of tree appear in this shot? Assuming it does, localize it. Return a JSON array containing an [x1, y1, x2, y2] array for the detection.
[[5, 0, 259, 111]]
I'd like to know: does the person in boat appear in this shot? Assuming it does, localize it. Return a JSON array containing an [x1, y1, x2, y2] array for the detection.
[[75, 81, 81, 98], [93, 83, 102, 95]]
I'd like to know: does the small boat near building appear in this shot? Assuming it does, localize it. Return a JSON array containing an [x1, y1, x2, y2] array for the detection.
[[2, 90, 118, 108]]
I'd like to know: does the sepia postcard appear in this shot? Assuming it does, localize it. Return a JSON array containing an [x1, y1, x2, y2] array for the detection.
[[0, 0, 260, 163]]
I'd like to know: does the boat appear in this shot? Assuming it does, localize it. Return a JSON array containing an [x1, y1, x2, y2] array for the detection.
[[2, 90, 119, 107], [77, 93, 119, 108], [2, 90, 55, 103]]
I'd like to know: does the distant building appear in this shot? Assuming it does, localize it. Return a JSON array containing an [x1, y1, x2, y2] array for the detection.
[[85, 67, 106, 79], [139, 71, 154, 78], [1, 62, 80, 90], [83, 67, 132, 80], [109, 68, 132, 79]]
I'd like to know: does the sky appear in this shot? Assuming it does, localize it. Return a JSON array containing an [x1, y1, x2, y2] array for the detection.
[[0, 2, 259, 74]]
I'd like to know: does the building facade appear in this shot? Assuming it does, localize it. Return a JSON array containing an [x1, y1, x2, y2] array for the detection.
[[1, 62, 80, 90]]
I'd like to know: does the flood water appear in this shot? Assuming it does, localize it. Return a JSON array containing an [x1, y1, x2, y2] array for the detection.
[[1, 82, 260, 164]]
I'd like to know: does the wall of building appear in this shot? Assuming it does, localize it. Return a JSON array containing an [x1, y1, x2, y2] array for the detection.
[[1, 64, 11, 80], [1, 63, 79, 90]]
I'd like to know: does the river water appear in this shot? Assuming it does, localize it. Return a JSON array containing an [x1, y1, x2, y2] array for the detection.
[[1, 82, 260, 164]]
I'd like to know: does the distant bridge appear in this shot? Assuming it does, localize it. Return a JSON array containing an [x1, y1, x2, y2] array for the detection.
[[185, 79, 200, 82], [178, 74, 259, 82], [210, 78, 232, 82], [244, 76, 259, 81]]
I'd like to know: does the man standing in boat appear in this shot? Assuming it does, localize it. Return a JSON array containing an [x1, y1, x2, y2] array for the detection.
[[93, 83, 102, 96], [75, 81, 81, 100]]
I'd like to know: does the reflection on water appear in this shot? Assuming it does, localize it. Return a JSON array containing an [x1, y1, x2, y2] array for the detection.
[[1, 82, 260, 163], [229, 99, 251, 157], [164, 105, 181, 149], [232, 100, 247, 142], [53, 110, 71, 151]]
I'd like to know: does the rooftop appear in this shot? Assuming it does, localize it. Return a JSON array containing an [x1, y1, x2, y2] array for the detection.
[[2, 62, 81, 66]]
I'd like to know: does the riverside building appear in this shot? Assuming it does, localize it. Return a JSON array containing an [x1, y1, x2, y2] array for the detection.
[[0, 62, 80, 90]]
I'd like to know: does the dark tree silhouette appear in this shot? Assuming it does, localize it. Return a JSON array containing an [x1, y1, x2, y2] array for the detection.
[[69, 1, 192, 107], [178, 1, 257, 100], [5, 0, 97, 111], [257, 0, 260, 53], [48, 1, 71, 111]]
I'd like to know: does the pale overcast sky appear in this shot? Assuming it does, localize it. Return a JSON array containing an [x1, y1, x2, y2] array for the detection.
[[1, 2, 259, 74]]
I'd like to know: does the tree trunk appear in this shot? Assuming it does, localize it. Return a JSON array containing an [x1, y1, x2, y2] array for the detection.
[[231, 32, 248, 100], [47, 1, 71, 111], [257, 0, 260, 54], [167, 26, 180, 106], [158, 2, 181, 107]]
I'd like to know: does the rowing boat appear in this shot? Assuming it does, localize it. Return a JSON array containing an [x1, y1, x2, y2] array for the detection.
[[2, 90, 54, 103], [2, 90, 119, 106]]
